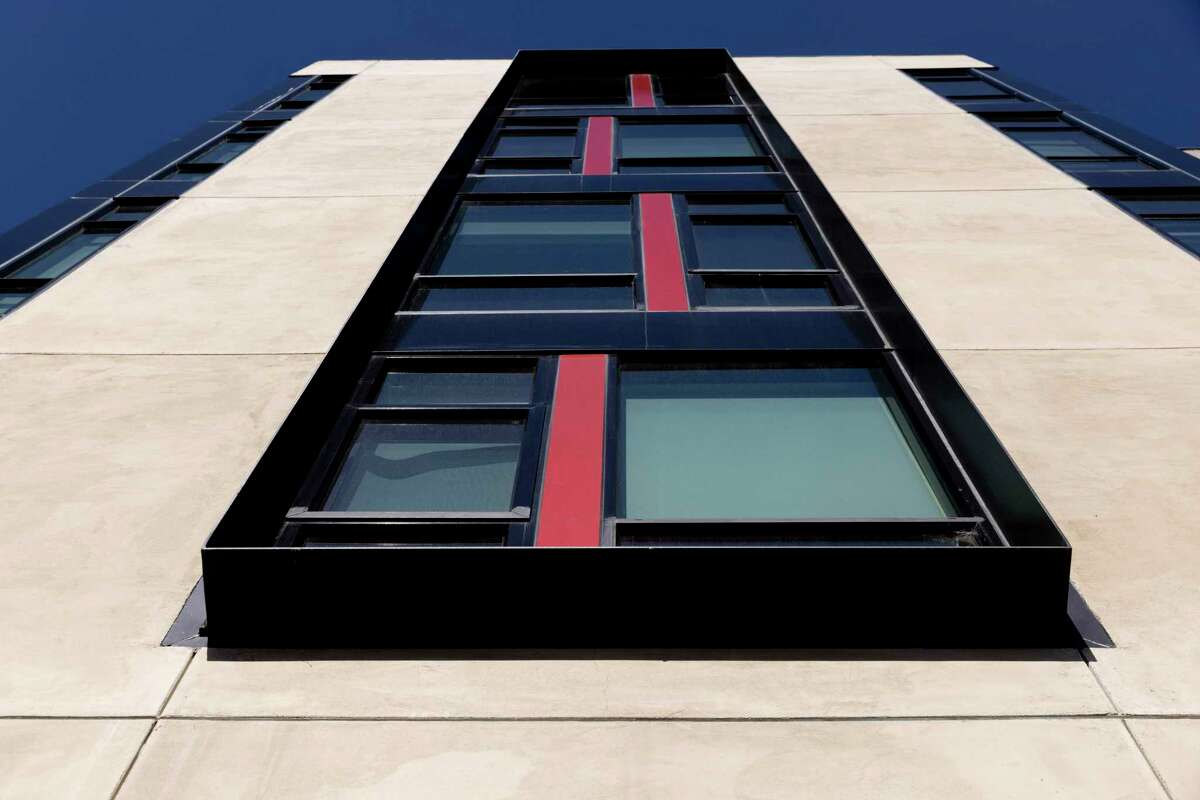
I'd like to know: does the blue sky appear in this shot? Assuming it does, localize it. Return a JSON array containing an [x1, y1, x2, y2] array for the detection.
[[2, 0, 1198, 233]]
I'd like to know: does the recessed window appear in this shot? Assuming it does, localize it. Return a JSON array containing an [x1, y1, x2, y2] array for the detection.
[[692, 220, 820, 270], [619, 161, 773, 174], [7, 231, 118, 279], [1009, 129, 1126, 158], [1057, 159, 1155, 173], [375, 369, 534, 406], [1152, 218, 1200, 249], [657, 75, 734, 106], [428, 203, 633, 275], [617, 366, 955, 520], [98, 204, 159, 223], [699, 276, 838, 308], [410, 281, 634, 312], [511, 76, 628, 107], [921, 78, 1007, 98], [188, 139, 254, 165], [322, 421, 525, 512], [619, 122, 763, 159], [289, 87, 332, 104], [490, 131, 577, 158], [478, 161, 573, 175], [0, 291, 27, 316], [158, 168, 211, 183]]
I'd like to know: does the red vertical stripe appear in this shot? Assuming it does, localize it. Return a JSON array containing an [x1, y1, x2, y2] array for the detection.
[[630, 74, 655, 108], [582, 116, 614, 176], [535, 354, 609, 547], [639, 193, 690, 311]]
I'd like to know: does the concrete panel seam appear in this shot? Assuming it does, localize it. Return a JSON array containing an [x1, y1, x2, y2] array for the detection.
[[1120, 718, 1177, 800]]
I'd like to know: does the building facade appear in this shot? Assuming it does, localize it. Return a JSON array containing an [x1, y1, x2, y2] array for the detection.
[[1, 51, 1198, 797]]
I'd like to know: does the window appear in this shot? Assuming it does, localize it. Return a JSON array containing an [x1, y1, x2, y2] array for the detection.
[[409, 278, 635, 312], [1009, 129, 1126, 158], [5, 231, 117, 280], [273, 76, 347, 110], [1109, 193, 1200, 256], [921, 77, 1007, 99], [656, 74, 734, 106], [98, 204, 159, 223], [697, 275, 838, 308], [473, 118, 582, 174], [0, 291, 26, 316], [692, 220, 818, 270], [374, 368, 534, 406], [616, 121, 774, 174], [510, 76, 628, 107], [187, 139, 254, 165], [991, 119, 1158, 173], [616, 365, 955, 520], [157, 166, 214, 182]]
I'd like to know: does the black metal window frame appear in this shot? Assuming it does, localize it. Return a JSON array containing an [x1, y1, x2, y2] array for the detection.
[[651, 73, 737, 107], [612, 114, 777, 175], [197, 50, 1083, 648], [471, 116, 586, 176], [0, 73, 351, 319]]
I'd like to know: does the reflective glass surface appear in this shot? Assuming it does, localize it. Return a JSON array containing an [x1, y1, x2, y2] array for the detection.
[[159, 169, 209, 182], [323, 422, 523, 512], [491, 132, 576, 158], [692, 222, 819, 270], [1058, 159, 1155, 173], [619, 123, 762, 158], [511, 76, 627, 106], [701, 280, 836, 308], [657, 75, 734, 106], [8, 232, 117, 279], [1010, 129, 1126, 158], [687, 200, 791, 215], [290, 87, 331, 103], [411, 283, 633, 312], [921, 78, 1007, 98], [619, 367, 955, 519], [0, 291, 28, 316], [429, 204, 633, 275], [374, 370, 534, 405], [1154, 218, 1200, 254], [98, 205, 158, 222], [478, 163, 572, 175], [189, 140, 253, 165], [620, 162, 773, 174]]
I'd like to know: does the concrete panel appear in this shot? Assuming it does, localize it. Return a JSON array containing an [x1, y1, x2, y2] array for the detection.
[[880, 54, 994, 69], [188, 120, 467, 198], [746, 67, 961, 116], [835, 188, 1200, 349], [165, 649, 1109, 719], [777, 113, 1079, 192], [120, 719, 1163, 799], [292, 60, 378, 76], [0, 719, 151, 800], [736, 56, 889, 72], [1126, 719, 1200, 800], [0, 196, 419, 355], [292, 71, 498, 125], [943, 349, 1200, 715], [0, 353, 320, 714], [1185, 148, 1200, 159]]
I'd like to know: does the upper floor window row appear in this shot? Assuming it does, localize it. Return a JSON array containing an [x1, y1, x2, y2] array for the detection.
[[510, 74, 735, 109], [1107, 191, 1200, 258]]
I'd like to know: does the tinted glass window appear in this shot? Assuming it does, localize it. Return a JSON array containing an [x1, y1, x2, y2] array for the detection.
[[0, 292, 27, 316], [8, 232, 117, 279], [620, 162, 773, 174], [657, 75, 733, 106], [479, 163, 572, 175], [693, 221, 819, 270], [374, 370, 534, 405], [189, 140, 253, 165], [429, 204, 633, 275], [618, 367, 954, 519], [491, 132, 576, 158], [512, 76, 627, 106], [922, 78, 1006, 98], [1153, 218, 1200, 253], [1058, 159, 1155, 173], [620, 123, 762, 158], [98, 205, 158, 222], [290, 87, 332, 103], [159, 169, 209, 182], [411, 283, 633, 312], [323, 422, 523, 512], [687, 200, 791, 215], [701, 279, 836, 308], [1010, 129, 1126, 158]]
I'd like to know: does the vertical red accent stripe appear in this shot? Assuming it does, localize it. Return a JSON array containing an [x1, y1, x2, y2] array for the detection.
[[535, 354, 609, 547], [639, 193, 690, 311], [582, 116, 614, 176], [630, 73, 655, 108]]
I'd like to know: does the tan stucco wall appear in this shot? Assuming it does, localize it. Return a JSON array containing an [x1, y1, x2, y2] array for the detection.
[[1, 56, 1192, 798]]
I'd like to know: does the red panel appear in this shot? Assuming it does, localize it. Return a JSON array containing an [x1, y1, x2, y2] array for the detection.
[[630, 73, 655, 108], [582, 116, 614, 176], [535, 354, 609, 547], [638, 193, 690, 311]]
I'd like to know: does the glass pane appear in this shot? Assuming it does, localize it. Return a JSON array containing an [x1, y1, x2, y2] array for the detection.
[[98, 205, 157, 222], [429, 204, 632, 275], [374, 370, 534, 405], [0, 292, 29, 316], [1123, 199, 1200, 215], [693, 222, 819, 270], [491, 132, 576, 158], [657, 75, 733, 106], [619, 367, 954, 519], [9, 232, 117, 279], [479, 163, 572, 175], [512, 76, 627, 106], [189, 140, 253, 165], [323, 422, 523, 512], [619, 162, 773, 174], [619, 123, 762, 158], [1057, 159, 1155, 173], [1010, 129, 1126, 158], [921, 78, 1006, 98], [411, 283, 633, 311], [159, 169, 209, 182], [702, 280, 836, 308], [1154, 218, 1200, 254], [687, 200, 791, 215], [290, 87, 331, 103], [954, 96, 1029, 109]]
